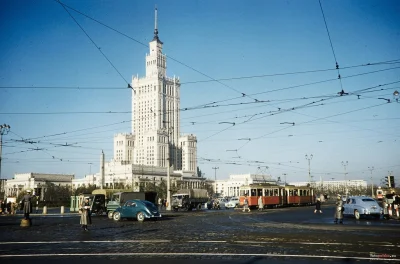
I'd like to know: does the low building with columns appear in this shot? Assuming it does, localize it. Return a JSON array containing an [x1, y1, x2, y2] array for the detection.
[[5, 173, 74, 200]]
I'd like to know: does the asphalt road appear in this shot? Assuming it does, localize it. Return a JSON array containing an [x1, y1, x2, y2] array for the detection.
[[0, 204, 399, 264]]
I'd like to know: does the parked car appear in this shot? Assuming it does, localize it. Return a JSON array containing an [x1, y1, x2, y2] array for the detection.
[[207, 198, 227, 210], [226, 197, 240, 208], [343, 196, 383, 220], [112, 199, 161, 222]]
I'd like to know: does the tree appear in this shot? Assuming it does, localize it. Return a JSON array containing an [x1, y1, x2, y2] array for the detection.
[[74, 185, 97, 196]]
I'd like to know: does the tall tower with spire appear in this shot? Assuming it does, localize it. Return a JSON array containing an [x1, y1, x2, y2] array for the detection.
[[130, 7, 196, 172]]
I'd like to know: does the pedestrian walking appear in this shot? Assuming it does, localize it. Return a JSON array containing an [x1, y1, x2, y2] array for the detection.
[[314, 198, 322, 213], [11, 202, 17, 215], [80, 197, 92, 231], [334, 194, 344, 224], [0, 199, 5, 214], [20, 189, 35, 220], [258, 196, 264, 211], [158, 197, 162, 211], [6, 201, 12, 214], [243, 195, 251, 212]]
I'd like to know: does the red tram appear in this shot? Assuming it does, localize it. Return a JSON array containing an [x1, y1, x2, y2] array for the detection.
[[239, 184, 315, 209]]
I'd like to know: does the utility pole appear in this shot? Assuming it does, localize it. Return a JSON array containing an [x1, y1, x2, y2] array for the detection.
[[166, 126, 173, 211], [212, 167, 219, 193], [282, 173, 287, 187], [305, 154, 313, 187], [0, 124, 11, 197], [342, 161, 348, 196], [368, 166, 374, 198]]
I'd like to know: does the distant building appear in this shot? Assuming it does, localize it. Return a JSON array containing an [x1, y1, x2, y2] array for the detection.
[[289, 180, 368, 193], [5, 173, 74, 200], [215, 174, 277, 197]]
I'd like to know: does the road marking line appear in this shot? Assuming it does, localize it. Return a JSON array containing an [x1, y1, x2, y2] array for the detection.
[[0, 252, 399, 261], [2, 240, 398, 248], [1, 240, 171, 244], [187, 241, 226, 243]]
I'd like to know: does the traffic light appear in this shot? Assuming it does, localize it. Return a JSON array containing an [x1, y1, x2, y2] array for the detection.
[[388, 175, 395, 188]]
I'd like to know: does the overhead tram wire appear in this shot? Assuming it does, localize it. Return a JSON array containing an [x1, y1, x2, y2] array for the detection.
[[55, 0, 258, 101], [318, 0, 344, 91], [253, 102, 388, 141], [1, 58, 399, 90], [57, 0, 131, 88], [195, 80, 397, 143], [180, 84, 400, 127], [181, 59, 400, 85], [181, 65, 400, 112]]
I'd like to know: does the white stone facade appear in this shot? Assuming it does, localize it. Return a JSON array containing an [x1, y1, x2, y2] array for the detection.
[[113, 133, 134, 162], [131, 32, 183, 170], [5, 173, 74, 199], [215, 174, 276, 197], [178, 134, 197, 172]]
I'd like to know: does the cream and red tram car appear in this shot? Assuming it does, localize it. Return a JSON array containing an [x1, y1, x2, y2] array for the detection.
[[239, 184, 314, 209]]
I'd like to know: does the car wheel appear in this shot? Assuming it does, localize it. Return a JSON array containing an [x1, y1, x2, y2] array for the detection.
[[113, 212, 121, 221], [137, 212, 145, 222], [197, 204, 202, 210], [354, 210, 360, 220], [107, 211, 114, 219]]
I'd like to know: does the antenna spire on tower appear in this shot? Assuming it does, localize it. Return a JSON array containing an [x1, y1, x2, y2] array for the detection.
[[154, 5, 158, 36], [152, 5, 163, 44]]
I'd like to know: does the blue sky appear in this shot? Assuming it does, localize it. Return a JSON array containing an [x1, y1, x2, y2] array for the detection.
[[1, 0, 399, 185]]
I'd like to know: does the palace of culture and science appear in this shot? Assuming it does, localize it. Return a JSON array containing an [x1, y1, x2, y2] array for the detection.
[[99, 8, 202, 190]]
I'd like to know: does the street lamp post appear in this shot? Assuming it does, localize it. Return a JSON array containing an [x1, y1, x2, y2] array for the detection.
[[0, 124, 11, 197], [212, 167, 219, 193], [305, 154, 313, 186], [164, 126, 173, 211], [341, 161, 348, 196], [368, 166, 374, 198]]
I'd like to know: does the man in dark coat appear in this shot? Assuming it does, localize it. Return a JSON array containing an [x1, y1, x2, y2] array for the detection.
[[20, 189, 35, 220]]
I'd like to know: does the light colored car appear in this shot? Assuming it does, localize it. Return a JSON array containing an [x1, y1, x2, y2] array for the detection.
[[225, 197, 240, 208], [343, 196, 383, 220]]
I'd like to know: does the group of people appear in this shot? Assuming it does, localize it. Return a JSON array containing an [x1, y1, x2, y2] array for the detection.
[[0, 200, 18, 215], [157, 197, 167, 210]]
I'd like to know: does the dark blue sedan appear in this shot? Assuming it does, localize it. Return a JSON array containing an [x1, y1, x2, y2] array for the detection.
[[112, 199, 161, 222]]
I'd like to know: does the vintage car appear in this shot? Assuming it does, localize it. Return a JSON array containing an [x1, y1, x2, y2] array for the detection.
[[225, 197, 240, 208], [343, 196, 383, 220], [112, 199, 161, 222]]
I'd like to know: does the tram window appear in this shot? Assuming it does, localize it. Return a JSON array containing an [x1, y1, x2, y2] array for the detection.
[[299, 190, 303, 196], [264, 189, 270, 196], [251, 189, 257, 196], [240, 190, 246, 196], [257, 189, 263, 196], [273, 189, 278, 196]]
